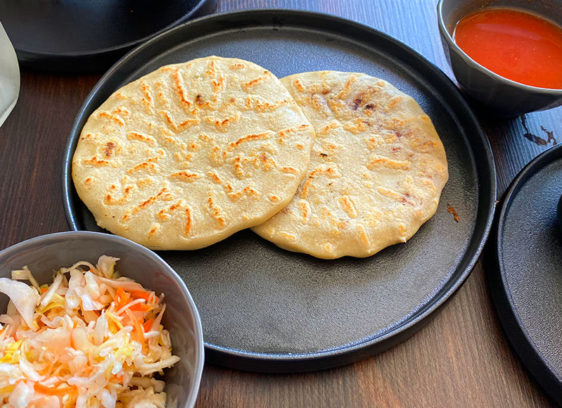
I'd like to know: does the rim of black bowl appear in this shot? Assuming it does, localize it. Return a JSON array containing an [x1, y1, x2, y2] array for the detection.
[[436, 0, 562, 94], [0, 230, 205, 408]]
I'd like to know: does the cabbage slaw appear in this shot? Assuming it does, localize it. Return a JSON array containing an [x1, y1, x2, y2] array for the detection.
[[0, 256, 179, 408]]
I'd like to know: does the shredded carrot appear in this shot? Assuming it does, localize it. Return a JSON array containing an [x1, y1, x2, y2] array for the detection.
[[130, 303, 151, 312], [107, 320, 120, 334], [114, 287, 131, 310], [34, 382, 77, 396], [143, 318, 154, 332], [126, 309, 145, 349], [130, 290, 152, 302]]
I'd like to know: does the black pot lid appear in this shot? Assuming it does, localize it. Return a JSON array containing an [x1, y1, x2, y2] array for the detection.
[[487, 144, 562, 405]]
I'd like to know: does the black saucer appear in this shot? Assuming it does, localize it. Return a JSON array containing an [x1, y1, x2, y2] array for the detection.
[[487, 144, 562, 405]]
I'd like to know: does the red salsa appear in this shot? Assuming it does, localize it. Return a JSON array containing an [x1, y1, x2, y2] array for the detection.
[[454, 8, 562, 89]]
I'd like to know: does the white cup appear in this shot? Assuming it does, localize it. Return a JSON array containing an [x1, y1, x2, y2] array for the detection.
[[0, 23, 20, 127]]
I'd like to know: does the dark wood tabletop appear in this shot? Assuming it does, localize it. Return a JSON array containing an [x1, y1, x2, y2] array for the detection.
[[0, 0, 560, 406]]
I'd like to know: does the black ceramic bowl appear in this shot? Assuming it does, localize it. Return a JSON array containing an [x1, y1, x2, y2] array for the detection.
[[437, 0, 562, 116], [0, 0, 217, 72], [0, 231, 204, 408]]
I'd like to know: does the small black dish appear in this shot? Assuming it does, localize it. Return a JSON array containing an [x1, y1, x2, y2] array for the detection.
[[487, 144, 562, 405], [0, 0, 217, 73]]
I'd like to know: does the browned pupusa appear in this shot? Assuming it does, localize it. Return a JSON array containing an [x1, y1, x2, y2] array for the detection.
[[253, 71, 449, 259], [72, 56, 315, 250]]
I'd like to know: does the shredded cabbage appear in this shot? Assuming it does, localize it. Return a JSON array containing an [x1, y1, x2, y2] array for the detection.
[[0, 256, 180, 408], [0, 278, 40, 328]]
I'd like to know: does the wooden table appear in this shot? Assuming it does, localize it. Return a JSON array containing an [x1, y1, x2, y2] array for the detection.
[[0, 0, 559, 406]]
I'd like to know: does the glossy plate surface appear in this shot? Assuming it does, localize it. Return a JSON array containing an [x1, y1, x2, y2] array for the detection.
[[487, 144, 562, 404], [63, 10, 496, 372]]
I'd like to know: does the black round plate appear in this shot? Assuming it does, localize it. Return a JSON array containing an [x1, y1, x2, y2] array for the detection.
[[487, 145, 562, 404], [0, 0, 217, 72], [62, 10, 497, 372]]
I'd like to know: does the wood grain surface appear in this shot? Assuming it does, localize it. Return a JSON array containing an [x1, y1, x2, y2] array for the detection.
[[0, 0, 560, 406]]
